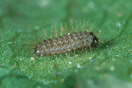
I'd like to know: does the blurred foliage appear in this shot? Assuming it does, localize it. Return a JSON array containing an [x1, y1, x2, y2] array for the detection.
[[0, 0, 132, 88]]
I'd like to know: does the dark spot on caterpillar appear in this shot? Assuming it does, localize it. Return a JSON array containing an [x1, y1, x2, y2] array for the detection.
[[35, 31, 98, 57], [90, 32, 98, 48]]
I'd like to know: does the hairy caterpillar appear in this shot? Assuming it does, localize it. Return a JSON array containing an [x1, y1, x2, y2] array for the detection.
[[34, 21, 100, 57]]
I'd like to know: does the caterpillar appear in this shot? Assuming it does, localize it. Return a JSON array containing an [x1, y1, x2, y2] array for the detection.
[[33, 20, 101, 57], [35, 31, 98, 57]]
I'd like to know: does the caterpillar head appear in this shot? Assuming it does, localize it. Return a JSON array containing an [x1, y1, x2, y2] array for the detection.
[[90, 32, 98, 48]]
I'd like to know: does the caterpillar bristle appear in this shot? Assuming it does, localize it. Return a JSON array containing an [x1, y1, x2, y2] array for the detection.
[[92, 26, 100, 33], [99, 40, 104, 43], [89, 22, 96, 32], [31, 33, 39, 41], [83, 20, 85, 29], [38, 29, 45, 40], [44, 30, 48, 39]]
